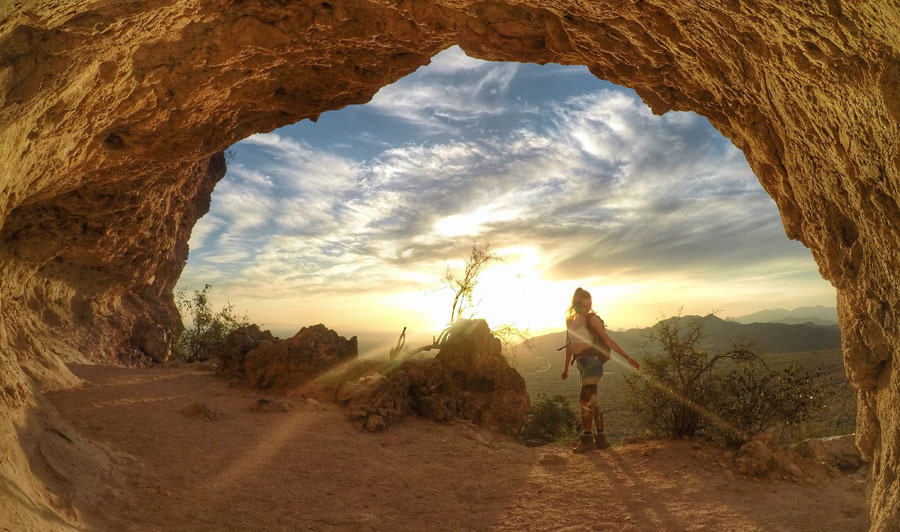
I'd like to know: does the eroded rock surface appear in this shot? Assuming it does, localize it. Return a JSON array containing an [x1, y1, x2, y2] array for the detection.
[[2, 0, 900, 529]]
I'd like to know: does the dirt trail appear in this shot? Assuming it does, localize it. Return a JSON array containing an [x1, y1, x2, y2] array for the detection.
[[46, 364, 868, 531]]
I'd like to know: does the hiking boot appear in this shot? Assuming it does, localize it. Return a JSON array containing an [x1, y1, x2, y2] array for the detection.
[[573, 433, 597, 454], [594, 431, 610, 450]]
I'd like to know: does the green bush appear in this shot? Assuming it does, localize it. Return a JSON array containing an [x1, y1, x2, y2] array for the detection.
[[519, 394, 580, 444], [174, 284, 249, 362], [624, 313, 827, 446]]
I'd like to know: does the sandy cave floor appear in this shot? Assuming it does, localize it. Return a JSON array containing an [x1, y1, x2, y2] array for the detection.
[[45, 364, 869, 532]]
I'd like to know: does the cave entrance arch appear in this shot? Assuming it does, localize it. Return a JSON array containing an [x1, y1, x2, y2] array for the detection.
[[3, 3, 899, 529]]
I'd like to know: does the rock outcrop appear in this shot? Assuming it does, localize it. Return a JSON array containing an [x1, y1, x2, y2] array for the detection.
[[217, 324, 276, 379], [346, 320, 530, 435], [3, 1, 900, 529], [243, 324, 357, 393], [434, 320, 530, 431]]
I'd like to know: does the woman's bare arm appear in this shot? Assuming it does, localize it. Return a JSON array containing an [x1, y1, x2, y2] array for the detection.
[[591, 315, 640, 369]]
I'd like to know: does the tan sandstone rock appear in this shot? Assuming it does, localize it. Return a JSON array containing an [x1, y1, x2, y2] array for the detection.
[[2, 1, 900, 529]]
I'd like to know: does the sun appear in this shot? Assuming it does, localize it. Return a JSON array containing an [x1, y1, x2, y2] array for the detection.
[[466, 247, 570, 334]]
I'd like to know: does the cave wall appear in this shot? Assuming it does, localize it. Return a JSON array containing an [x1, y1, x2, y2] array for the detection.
[[2, 0, 899, 529]]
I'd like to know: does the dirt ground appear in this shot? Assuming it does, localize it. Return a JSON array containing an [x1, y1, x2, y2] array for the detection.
[[45, 364, 869, 532]]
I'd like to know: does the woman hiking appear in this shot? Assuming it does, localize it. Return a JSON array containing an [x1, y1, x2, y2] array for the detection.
[[562, 287, 640, 453]]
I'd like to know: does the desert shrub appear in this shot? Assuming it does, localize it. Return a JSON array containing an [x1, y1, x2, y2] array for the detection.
[[624, 313, 827, 445], [519, 394, 580, 444], [174, 284, 248, 362], [771, 370, 855, 443], [708, 363, 827, 446], [624, 314, 759, 438]]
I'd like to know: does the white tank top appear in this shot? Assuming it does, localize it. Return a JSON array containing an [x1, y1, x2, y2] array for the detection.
[[567, 314, 605, 346]]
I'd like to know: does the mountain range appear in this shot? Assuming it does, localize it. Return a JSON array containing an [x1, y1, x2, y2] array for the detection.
[[724, 305, 838, 326], [517, 313, 841, 360]]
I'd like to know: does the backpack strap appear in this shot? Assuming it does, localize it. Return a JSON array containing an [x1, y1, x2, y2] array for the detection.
[[585, 312, 605, 338]]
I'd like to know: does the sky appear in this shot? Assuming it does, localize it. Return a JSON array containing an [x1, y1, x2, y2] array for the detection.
[[177, 46, 836, 339]]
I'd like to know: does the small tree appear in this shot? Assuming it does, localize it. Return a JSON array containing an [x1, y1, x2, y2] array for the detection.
[[624, 313, 759, 438], [175, 284, 249, 362], [442, 243, 500, 324]]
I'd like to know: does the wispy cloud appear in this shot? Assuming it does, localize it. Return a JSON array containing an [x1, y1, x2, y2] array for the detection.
[[366, 47, 523, 134]]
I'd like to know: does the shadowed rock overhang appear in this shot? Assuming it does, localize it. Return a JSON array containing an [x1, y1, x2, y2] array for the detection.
[[1, 1, 899, 529]]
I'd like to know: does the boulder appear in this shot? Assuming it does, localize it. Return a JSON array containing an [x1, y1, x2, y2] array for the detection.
[[736, 433, 776, 477], [132, 321, 171, 363], [736, 432, 826, 482], [434, 320, 530, 434], [217, 325, 276, 379], [794, 434, 865, 471], [346, 320, 530, 434], [243, 324, 357, 394]]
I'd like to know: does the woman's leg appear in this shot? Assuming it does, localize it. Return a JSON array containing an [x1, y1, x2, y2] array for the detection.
[[592, 402, 603, 432], [574, 384, 599, 453], [579, 384, 598, 432]]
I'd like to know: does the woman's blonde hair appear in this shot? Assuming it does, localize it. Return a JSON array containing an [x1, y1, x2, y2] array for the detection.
[[566, 287, 592, 322]]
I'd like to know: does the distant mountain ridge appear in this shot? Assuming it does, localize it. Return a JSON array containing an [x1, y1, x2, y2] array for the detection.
[[518, 313, 841, 360], [725, 305, 838, 326]]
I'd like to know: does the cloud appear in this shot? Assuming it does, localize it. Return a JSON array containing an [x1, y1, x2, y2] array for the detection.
[[180, 55, 828, 324], [365, 47, 523, 133], [241, 133, 358, 195], [187, 214, 225, 250], [211, 180, 275, 232]]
